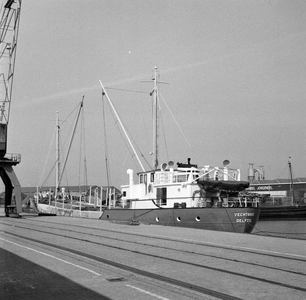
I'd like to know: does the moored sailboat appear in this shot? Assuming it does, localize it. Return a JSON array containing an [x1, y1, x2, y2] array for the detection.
[[99, 68, 261, 233], [36, 97, 117, 218]]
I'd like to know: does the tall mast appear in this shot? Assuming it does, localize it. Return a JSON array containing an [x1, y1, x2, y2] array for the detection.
[[59, 96, 84, 184], [55, 111, 60, 197], [288, 157, 295, 204], [152, 66, 159, 170]]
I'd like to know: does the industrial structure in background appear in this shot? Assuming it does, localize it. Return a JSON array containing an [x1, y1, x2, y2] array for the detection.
[[0, 0, 22, 216], [247, 161, 306, 219], [247, 163, 265, 182]]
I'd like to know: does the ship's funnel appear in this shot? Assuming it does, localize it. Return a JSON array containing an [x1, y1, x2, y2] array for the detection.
[[127, 169, 134, 186], [223, 160, 230, 180], [259, 166, 265, 180], [248, 163, 255, 182]]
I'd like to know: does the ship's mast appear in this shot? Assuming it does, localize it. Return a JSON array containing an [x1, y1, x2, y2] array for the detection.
[[150, 67, 169, 170], [59, 97, 84, 185], [55, 111, 60, 197], [152, 66, 159, 170], [100, 67, 164, 172], [288, 157, 295, 204]]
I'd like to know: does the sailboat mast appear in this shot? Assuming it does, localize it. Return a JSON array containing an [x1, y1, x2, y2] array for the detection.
[[59, 96, 84, 184], [152, 66, 159, 170], [55, 111, 60, 197], [288, 157, 295, 204]]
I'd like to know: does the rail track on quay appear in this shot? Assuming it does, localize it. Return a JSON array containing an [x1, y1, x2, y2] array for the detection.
[[1, 217, 306, 300]]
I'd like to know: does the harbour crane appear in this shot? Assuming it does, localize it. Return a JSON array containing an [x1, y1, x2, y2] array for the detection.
[[0, 0, 22, 216]]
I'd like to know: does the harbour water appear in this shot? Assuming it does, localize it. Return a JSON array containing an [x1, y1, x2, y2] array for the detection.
[[252, 220, 306, 240]]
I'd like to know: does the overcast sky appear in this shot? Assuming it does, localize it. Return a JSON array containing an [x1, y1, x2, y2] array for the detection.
[[4, 0, 306, 188]]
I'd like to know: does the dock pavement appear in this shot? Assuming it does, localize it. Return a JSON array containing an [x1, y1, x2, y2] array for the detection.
[[0, 208, 305, 300]]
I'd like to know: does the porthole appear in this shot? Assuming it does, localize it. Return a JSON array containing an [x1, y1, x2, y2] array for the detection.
[[196, 216, 201, 222], [156, 217, 160, 222], [176, 216, 181, 222]]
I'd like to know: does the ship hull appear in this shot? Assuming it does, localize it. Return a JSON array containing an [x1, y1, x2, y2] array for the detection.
[[100, 207, 260, 233], [259, 206, 306, 220]]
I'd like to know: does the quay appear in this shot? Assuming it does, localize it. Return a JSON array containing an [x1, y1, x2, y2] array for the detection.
[[0, 209, 305, 300]]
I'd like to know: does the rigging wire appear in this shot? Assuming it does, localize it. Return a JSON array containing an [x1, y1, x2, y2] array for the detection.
[[105, 86, 150, 94], [40, 100, 86, 192], [160, 112, 169, 162], [82, 107, 88, 188], [115, 108, 151, 170], [102, 83, 197, 171], [159, 92, 192, 149], [39, 161, 56, 188], [103, 90, 146, 171], [139, 83, 151, 152], [59, 127, 68, 188], [102, 85, 182, 171], [102, 92, 111, 186], [77, 104, 88, 193], [60, 101, 82, 149], [58, 99, 85, 192], [39, 125, 56, 187], [276, 163, 290, 179], [119, 83, 152, 169], [78, 124, 82, 191], [126, 125, 151, 170], [155, 91, 170, 163], [104, 84, 158, 170]]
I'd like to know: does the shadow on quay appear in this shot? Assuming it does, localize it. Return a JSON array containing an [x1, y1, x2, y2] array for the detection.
[[0, 248, 111, 300]]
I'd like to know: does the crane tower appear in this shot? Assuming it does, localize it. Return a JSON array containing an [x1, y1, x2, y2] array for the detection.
[[0, 0, 22, 216]]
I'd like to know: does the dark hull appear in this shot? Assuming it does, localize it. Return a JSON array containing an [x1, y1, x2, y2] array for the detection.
[[100, 207, 260, 233], [259, 206, 306, 220]]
